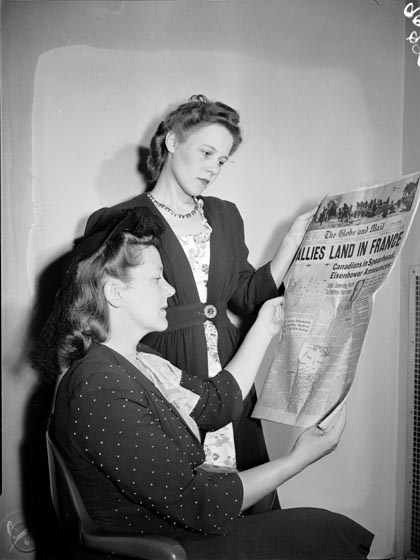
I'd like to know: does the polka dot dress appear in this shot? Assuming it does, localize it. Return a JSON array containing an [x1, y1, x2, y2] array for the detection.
[[53, 343, 244, 536]]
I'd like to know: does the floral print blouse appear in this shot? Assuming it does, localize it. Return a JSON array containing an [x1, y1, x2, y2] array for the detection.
[[177, 200, 237, 470]]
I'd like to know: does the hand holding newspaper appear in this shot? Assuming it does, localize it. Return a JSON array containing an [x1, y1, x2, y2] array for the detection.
[[253, 172, 420, 428]]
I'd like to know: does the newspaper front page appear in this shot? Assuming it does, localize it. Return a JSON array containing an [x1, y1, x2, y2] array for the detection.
[[252, 172, 420, 428]]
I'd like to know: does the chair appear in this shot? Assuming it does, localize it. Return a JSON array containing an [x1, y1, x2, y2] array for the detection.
[[46, 429, 187, 560]]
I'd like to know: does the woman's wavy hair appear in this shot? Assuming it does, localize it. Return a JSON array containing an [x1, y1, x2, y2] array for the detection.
[[57, 232, 156, 373], [33, 207, 164, 381], [147, 94, 243, 182]]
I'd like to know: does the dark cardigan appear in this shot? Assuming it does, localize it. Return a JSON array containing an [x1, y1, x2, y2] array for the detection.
[[85, 194, 278, 379], [53, 343, 244, 536]]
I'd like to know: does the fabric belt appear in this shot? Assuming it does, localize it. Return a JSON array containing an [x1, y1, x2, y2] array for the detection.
[[165, 301, 228, 332]]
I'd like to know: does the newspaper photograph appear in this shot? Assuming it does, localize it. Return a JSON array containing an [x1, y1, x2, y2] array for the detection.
[[252, 172, 420, 428]]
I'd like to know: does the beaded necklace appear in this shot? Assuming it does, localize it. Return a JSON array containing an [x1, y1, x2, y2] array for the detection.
[[147, 192, 199, 219]]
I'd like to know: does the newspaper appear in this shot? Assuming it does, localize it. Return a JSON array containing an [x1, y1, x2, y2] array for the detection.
[[252, 172, 420, 428]]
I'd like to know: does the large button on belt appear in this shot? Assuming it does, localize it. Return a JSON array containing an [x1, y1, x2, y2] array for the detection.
[[204, 304, 217, 319]]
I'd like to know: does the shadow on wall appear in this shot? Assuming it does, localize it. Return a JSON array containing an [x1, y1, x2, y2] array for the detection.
[[18, 146, 152, 558], [94, 144, 152, 203], [20, 252, 73, 559], [137, 145, 154, 191]]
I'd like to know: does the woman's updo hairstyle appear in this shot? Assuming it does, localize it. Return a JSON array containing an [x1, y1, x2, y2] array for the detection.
[[57, 231, 153, 372], [147, 94, 243, 182]]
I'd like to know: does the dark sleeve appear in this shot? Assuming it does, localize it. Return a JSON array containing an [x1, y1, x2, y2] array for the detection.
[[181, 370, 244, 431], [226, 202, 282, 316], [69, 364, 243, 534]]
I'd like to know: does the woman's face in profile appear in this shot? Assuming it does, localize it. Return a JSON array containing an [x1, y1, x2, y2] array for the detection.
[[119, 245, 175, 336], [168, 123, 234, 197]]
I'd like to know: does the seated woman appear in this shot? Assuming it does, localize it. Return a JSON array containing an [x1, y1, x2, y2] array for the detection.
[[36, 207, 373, 559]]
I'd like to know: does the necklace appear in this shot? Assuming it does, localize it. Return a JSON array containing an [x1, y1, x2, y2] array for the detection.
[[147, 192, 199, 219]]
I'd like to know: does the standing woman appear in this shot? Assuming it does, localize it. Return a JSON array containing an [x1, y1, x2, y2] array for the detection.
[[85, 95, 314, 512]]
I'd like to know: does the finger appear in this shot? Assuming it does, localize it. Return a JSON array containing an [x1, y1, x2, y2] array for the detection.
[[275, 305, 284, 323], [333, 404, 347, 431], [316, 404, 347, 435], [273, 297, 284, 322], [267, 296, 284, 308], [327, 406, 347, 437]]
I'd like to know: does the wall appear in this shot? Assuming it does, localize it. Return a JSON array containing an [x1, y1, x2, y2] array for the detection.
[[1, 1, 415, 558], [395, 6, 420, 556]]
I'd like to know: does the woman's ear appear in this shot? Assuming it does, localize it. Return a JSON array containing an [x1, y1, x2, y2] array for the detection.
[[103, 279, 125, 308], [165, 131, 178, 154]]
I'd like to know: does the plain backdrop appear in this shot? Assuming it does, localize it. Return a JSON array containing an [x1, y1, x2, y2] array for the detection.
[[2, 1, 420, 558]]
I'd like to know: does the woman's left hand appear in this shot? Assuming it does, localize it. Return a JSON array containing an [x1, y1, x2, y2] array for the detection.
[[270, 205, 319, 287], [285, 206, 318, 248]]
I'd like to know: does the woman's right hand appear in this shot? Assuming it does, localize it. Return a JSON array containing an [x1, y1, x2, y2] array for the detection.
[[290, 405, 347, 471], [255, 296, 284, 338]]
